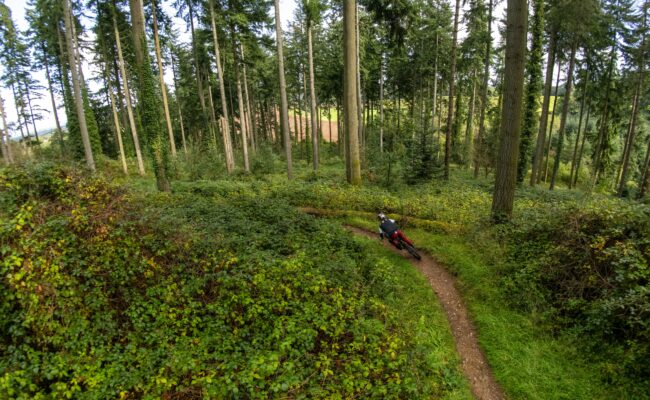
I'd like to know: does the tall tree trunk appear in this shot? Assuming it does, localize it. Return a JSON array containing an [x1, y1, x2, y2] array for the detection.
[[569, 68, 589, 189], [344, 0, 361, 184], [0, 94, 13, 164], [274, 0, 292, 178], [307, 23, 319, 171], [530, 29, 556, 185], [465, 68, 478, 166], [542, 63, 561, 183], [618, 13, 646, 196], [638, 137, 650, 198], [209, 0, 235, 172], [231, 39, 250, 172], [573, 105, 590, 188], [517, 0, 544, 183], [550, 42, 577, 190], [356, 3, 364, 164], [186, 1, 206, 114], [474, 0, 493, 178], [171, 53, 188, 154], [114, 15, 145, 175], [491, 0, 528, 222], [445, 0, 461, 180], [107, 73, 128, 174], [42, 42, 65, 157], [593, 47, 617, 186], [302, 67, 311, 164], [241, 44, 256, 153], [152, 0, 176, 157], [130, 0, 170, 192], [432, 33, 439, 133], [63, 0, 95, 171], [379, 52, 384, 153]]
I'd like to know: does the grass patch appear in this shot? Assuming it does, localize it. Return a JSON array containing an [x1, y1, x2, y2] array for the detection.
[[345, 217, 622, 399]]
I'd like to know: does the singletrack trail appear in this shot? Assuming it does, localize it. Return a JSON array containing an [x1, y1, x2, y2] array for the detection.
[[347, 226, 505, 400]]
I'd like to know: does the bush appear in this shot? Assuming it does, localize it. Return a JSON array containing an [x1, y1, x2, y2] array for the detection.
[[501, 199, 650, 386], [0, 164, 456, 399]]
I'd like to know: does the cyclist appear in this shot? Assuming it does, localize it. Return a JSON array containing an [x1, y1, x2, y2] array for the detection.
[[377, 212, 415, 250]]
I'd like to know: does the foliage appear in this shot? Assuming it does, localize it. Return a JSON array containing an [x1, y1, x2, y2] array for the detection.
[[0, 164, 467, 399], [501, 198, 650, 389]]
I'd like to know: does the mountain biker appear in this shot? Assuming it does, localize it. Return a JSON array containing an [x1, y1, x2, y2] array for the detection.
[[377, 212, 414, 250]]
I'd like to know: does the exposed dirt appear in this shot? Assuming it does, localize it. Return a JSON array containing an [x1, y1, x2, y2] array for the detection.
[[347, 226, 505, 400]]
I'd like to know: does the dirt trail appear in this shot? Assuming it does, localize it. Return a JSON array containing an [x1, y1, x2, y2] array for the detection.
[[347, 226, 505, 400]]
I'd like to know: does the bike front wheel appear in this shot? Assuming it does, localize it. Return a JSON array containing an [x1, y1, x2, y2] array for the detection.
[[402, 241, 421, 260]]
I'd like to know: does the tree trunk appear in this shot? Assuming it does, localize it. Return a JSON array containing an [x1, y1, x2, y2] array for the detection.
[[465, 68, 478, 167], [344, 0, 361, 184], [638, 136, 650, 198], [593, 47, 616, 186], [542, 63, 561, 183], [152, 0, 176, 157], [209, 0, 235, 172], [0, 94, 13, 164], [231, 38, 250, 172], [569, 68, 589, 189], [474, 0, 493, 178], [273, 0, 292, 177], [241, 44, 256, 153], [186, 1, 206, 114], [573, 105, 590, 188], [530, 30, 556, 185], [550, 42, 577, 190], [491, 0, 528, 222], [307, 23, 319, 170], [445, 0, 461, 180], [63, 0, 95, 171], [171, 53, 188, 154], [114, 15, 145, 175], [379, 52, 384, 153], [618, 14, 646, 196], [42, 42, 65, 158]]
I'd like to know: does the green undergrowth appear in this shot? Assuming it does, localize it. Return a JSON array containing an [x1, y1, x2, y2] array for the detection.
[[0, 163, 470, 399], [345, 217, 644, 399]]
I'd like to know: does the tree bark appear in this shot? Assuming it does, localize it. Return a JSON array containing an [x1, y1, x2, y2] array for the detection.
[[542, 63, 561, 183], [307, 23, 319, 170], [209, 0, 235, 172], [573, 105, 590, 188], [474, 0, 493, 178], [114, 15, 145, 175], [42, 42, 65, 158], [63, 0, 95, 171], [491, 0, 528, 221], [344, 0, 361, 184], [232, 41, 250, 172], [465, 68, 478, 167], [241, 44, 256, 153], [569, 68, 589, 189], [171, 52, 187, 154], [445, 0, 461, 180], [152, 0, 176, 157], [0, 94, 13, 164], [530, 30, 556, 185], [273, 0, 293, 177], [379, 52, 384, 153], [550, 42, 577, 190], [618, 13, 646, 196]]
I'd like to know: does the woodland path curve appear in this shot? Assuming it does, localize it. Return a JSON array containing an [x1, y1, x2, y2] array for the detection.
[[346, 225, 505, 400]]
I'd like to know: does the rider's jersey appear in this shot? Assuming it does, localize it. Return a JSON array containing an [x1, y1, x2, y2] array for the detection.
[[379, 219, 399, 236]]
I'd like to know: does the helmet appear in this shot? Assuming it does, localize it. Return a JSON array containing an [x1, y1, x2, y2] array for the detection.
[[377, 212, 387, 221]]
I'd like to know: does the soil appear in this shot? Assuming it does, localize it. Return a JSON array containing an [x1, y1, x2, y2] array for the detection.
[[347, 226, 505, 400]]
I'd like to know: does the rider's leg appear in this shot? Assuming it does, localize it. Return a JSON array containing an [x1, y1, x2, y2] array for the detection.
[[396, 230, 414, 246], [389, 232, 403, 249]]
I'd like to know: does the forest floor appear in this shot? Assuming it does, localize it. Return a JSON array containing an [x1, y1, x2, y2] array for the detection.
[[347, 225, 505, 400]]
